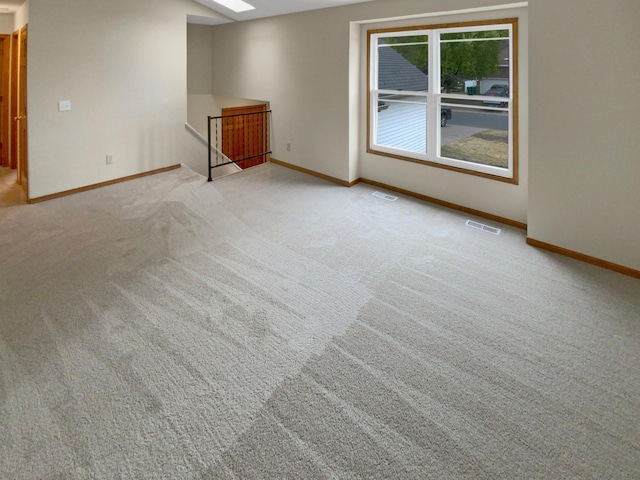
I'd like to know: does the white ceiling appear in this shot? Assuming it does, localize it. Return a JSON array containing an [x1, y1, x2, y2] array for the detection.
[[189, 0, 376, 25]]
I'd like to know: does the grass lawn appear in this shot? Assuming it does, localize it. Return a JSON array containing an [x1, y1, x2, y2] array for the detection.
[[441, 129, 508, 168]]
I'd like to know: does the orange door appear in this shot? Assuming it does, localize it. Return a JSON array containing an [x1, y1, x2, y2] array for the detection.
[[221, 104, 268, 170]]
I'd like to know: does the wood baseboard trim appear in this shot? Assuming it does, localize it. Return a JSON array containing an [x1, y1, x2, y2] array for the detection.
[[360, 178, 527, 230], [526, 237, 640, 279], [28, 164, 182, 204], [270, 158, 525, 229], [270, 158, 360, 187]]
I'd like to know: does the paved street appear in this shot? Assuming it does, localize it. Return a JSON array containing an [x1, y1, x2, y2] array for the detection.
[[448, 108, 508, 130], [442, 108, 508, 146]]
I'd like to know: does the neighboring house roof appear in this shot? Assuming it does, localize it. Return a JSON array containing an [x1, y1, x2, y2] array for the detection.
[[377, 46, 428, 91]]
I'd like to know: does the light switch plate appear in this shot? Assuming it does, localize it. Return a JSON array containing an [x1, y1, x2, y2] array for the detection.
[[58, 100, 71, 112]]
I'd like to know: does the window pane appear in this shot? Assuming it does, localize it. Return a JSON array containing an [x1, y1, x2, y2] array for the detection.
[[368, 20, 516, 181], [440, 100, 509, 169], [377, 35, 428, 92], [377, 96, 427, 154], [440, 30, 509, 96]]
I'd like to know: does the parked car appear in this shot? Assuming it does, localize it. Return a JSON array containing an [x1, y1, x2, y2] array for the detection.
[[482, 84, 509, 107], [441, 106, 452, 127]]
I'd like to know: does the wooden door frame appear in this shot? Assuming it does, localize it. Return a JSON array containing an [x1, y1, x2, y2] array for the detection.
[[0, 34, 9, 168], [17, 24, 27, 195], [10, 29, 18, 170]]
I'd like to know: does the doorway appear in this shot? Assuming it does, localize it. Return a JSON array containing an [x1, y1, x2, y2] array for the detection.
[[0, 26, 27, 206]]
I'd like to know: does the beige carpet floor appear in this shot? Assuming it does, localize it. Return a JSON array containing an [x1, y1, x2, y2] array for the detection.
[[1, 163, 639, 478]]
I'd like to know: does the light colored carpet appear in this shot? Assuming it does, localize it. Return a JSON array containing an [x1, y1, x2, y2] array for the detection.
[[0, 163, 639, 479]]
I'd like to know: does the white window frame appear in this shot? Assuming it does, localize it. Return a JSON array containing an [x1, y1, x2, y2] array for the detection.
[[368, 19, 518, 183]]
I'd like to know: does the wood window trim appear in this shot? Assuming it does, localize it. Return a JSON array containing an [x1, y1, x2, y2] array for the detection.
[[367, 18, 519, 184]]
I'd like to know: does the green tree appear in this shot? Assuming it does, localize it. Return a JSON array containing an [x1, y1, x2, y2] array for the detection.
[[440, 31, 506, 92], [380, 31, 506, 92]]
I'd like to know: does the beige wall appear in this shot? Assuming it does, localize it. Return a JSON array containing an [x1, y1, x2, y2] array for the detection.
[[357, 4, 528, 225], [528, 0, 640, 270], [0, 1, 29, 34], [187, 23, 214, 96], [186, 24, 267, 137], [204, 0, 527, 223], [200, 0, 640, 270], [26, 0, 222, 198], [207, 7, 355, 181], [0, 13, 14, 34], [14, 0, 28, 30], [24, 0, 640, 271]]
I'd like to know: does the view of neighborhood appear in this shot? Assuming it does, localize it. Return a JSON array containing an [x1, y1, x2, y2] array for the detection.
[[374, 29, 511, 169]]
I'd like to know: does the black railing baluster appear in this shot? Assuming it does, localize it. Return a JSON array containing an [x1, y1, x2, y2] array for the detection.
[[206, 110, 272, 174], [216, 118, 220, 168], [207, 115, 212, 181]]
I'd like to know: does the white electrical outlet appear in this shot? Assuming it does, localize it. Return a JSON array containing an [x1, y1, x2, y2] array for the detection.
[[286, 143, 291, 152], [58, 100, 71, 112], [106, 155, 113, 165]]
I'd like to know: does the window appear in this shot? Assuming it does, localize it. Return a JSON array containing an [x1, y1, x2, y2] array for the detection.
[[368, 19, 518, 183]]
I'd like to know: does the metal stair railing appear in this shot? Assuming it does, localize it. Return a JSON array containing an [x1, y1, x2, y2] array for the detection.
[[207, 110, 272, 182]]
